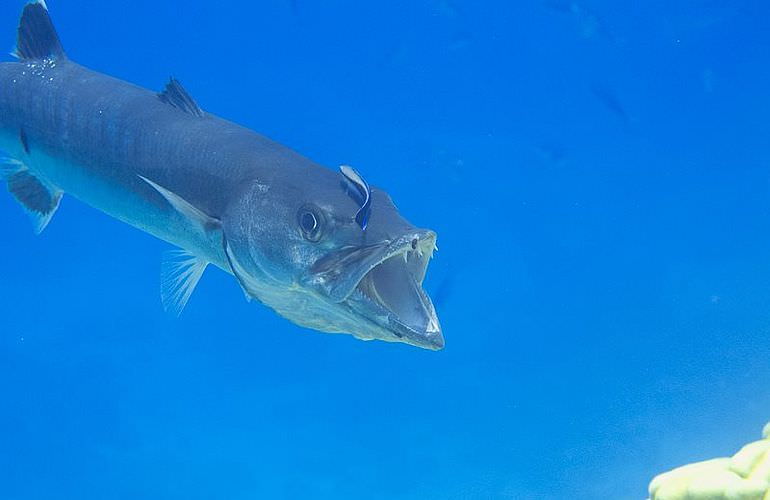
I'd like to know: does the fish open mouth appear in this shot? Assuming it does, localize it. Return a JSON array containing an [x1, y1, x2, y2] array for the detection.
[[308, 230, 443, 350], [344, 232, 443, 350]]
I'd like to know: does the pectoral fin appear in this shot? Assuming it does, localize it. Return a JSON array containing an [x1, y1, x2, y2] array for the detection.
[[161, 250, 208, 316], [2, 160, 62, 234], [139, 175, 220, 231]]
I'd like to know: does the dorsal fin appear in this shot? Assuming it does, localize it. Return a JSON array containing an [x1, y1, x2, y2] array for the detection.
[[158, 78, 204, 117], [15, 1, 66, 61]]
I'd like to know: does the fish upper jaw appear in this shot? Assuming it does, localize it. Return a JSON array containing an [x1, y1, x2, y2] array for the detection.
[[307, 230, 437, 300]]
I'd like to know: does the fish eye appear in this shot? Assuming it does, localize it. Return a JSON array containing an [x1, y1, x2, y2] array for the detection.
[[298, 205, 324, 242]]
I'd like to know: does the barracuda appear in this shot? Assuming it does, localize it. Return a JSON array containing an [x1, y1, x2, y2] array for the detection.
[[0, 1, 444, 350]]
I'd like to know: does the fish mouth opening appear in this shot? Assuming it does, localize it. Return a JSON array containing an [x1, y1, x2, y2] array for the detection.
[[306, 230, 443, 350], [344, 232, 444, 350]]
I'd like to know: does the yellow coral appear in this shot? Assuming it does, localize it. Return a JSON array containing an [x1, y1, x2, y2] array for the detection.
[[648, 423, 770, 500]]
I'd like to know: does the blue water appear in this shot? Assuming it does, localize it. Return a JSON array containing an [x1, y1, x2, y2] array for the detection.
[[1, 1, 770, 498]]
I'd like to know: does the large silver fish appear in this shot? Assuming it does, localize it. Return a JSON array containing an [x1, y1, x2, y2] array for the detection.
[[0, 1, 443, 350]]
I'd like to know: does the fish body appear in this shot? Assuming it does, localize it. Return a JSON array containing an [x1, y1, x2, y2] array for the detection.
[[0, 1, 443, 350]]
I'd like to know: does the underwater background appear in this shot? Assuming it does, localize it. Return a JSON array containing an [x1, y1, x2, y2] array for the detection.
[[1, 1, 770, 498]]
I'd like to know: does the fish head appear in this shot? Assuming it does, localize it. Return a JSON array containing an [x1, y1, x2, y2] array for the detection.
[[223, 168, 443, 351]]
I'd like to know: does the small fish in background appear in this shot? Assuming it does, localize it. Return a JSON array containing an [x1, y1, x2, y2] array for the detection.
[[447, 32, 473, 52], [590, 82, 630, 124], [289, 0, 300, 17], [535, 141, 568, 166], [545, 0, 616, 42], [432, 0, 460, 18], [379, 41, 410, 69]]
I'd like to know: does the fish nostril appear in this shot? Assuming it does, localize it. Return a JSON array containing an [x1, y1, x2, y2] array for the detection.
[[411, 238, 418, 250]]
